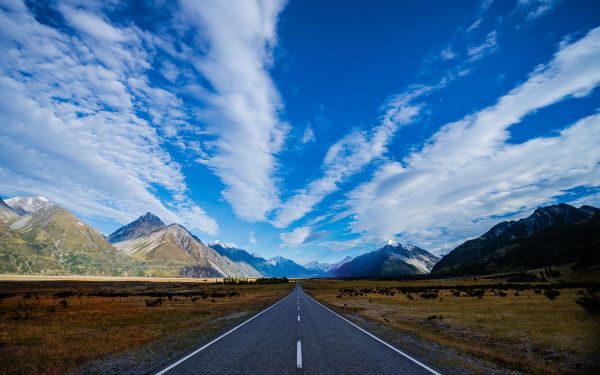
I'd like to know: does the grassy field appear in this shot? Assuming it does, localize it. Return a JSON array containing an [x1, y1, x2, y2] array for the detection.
[[303, 276, 600, 374], [0, 279, 293, 374]]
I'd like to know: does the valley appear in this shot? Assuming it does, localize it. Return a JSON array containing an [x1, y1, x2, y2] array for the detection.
[[302, 273, 600, 374], [0, 278, 293, 375]]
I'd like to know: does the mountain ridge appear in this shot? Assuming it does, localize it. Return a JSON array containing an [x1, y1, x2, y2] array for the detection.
[[333, 242, 440, 278], [107, 212, 166, 243], [432, 203, 599, 275]]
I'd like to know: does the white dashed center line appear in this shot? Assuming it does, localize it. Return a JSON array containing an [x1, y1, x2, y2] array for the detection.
[[298, 315, 300, 322], [297, 340, 302, 369]]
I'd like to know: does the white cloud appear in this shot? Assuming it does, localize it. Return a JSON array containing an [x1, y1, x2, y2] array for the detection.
[[345, 27, 600, 253], [440, 47, 456, 60], [517, 0, 560, 21], [178, 0, 289, 222], [301, 124, 316, 144], [0, 0, 218, 235], [248, 230, 257, 244], [467, 31, 498, 60], [59, 4, 127, 43], [318, 237, 370, 252], [280, 226, 311, 246], [271, 92, 424, 228]]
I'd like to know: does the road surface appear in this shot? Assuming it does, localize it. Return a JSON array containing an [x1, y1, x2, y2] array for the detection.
[[156, 283, 440, 375]]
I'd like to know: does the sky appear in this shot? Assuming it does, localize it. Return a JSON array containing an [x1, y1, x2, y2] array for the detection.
[[1, 0, 599, 264]]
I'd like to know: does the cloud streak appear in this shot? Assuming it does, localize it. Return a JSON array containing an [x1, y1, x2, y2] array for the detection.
[[272, 93, 423, 228], [0, 0, 218, 234], [345, 27, 600, 252], [179, 0, 289, 222]]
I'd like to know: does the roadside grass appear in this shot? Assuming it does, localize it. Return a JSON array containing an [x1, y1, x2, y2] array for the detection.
[[0, 280, 292, 374], [303, 278, 600, 374]]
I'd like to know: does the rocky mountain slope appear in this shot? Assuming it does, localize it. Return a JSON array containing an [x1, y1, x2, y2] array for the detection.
[[432, 203, 599, 275], [110, 216, 262, 278], [106, 212, 166, 243], [332, 240, 439, 277], [0, 198, 18, 221], [0, 199, 140, 276]]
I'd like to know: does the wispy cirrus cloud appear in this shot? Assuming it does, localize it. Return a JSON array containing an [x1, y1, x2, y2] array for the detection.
[[345, 27, 600, 253], [178, 0, 289, 222], [0, 0, 218, 234], [271, 0, 514, 233], [467, 31, 498, 60], [280, 226, 311, 246], [271, 93, 423, 229], [516, 0, 561, 22]]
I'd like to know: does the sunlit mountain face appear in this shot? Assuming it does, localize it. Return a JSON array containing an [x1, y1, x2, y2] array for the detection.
[[1, 0, 599, 266]]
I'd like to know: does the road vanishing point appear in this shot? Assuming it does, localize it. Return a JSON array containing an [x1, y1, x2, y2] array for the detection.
[[156, 283, 441, 375]]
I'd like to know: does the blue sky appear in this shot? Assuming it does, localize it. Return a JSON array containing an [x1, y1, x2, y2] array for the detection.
[[1, 0, 599, 264]]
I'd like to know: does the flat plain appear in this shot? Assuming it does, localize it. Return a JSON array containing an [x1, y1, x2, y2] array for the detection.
[[302, 274, 600, 374], [0, 279, 292, 374]]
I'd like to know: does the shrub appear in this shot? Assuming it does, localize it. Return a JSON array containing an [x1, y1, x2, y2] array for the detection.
[[54, 292, 76, 299], [576, 293, 600, 313], [255, 277, 289, 284], [59, 299, 68, 308], [497, 291, 507, 297], [145, 298, 162, 307], [465, 289, 485, 298], [11, 303, 33, 320], [419, 292, 438, 300], [544, 289, 560, 300]]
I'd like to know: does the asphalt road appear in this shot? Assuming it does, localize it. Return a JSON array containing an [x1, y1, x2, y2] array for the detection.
[[157, 283, 440, 375]]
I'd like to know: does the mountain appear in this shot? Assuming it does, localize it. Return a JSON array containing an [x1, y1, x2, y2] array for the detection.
[[304, 261, 330, 274], [209, 242, 321, 277], [0, 202, 141, 276], [304, 257, 354, 274], [263, 256, 318, 277], [107, 212, 166, 243], [112, 221, 262, 278], [5, 196, 53, 215], [332, 241, 439, 277], [209, 241, 266, 268], [324, 256, 354, 274], [0, 198, 18, 221], [432, 204, 599, 275]]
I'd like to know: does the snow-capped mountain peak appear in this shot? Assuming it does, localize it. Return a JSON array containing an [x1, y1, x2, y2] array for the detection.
[[267, 256, 288, 266], [5, 196, 54, 215], [303, 261, 330, 273], [209, 240, 238, 249], [385, 239, 399, 246]]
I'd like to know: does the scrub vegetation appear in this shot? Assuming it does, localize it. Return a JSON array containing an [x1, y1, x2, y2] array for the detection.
[[303, 272, 600, 374], [0, 279, 292, 374]]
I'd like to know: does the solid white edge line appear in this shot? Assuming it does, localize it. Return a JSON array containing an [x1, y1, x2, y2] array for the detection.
[[155, 288, 295, 375], [303, 290, 442, 375], [297, 340, 302, 368]]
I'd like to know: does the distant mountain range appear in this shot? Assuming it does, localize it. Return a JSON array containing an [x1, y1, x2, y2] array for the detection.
[[432, 203, 600, 276], [0, 196, 361, 278], [207, 242, 345, 277], [1, 196, 596, 279]]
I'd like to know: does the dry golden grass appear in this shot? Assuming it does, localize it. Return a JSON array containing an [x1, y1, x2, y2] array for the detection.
[[303, 278, 600, 374], [0, 280, 292, 374]]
